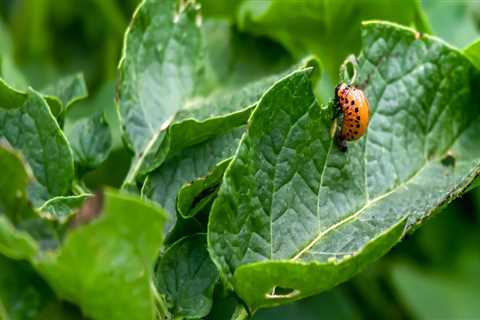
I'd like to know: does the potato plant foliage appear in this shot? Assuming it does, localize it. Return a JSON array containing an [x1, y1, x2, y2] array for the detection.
[[1, 0, 480, 319]]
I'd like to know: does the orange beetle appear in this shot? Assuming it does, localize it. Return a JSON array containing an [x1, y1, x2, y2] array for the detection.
[[334, 83, 369, 151]]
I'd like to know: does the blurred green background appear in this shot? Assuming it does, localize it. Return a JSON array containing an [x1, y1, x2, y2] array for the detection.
[[1, 0, 480, 319]]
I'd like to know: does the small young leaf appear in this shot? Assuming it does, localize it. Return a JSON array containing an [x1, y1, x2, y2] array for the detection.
[[155, 234, 219, 319], [34, 190, 166, 320], [41, 73, 88, 116], [66, 112, 112, 170], [38, 194, 92, 224], [177, 158, 230, 219], [144, 126, 244, 229]]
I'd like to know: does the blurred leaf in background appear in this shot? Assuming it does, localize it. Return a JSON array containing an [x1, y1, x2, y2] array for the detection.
[[387, 193, 480, 319], [0, 0, 138, 90], [422, 0, 480, 48], [200, 0, 430, 102], [0, 255, 84, 320]]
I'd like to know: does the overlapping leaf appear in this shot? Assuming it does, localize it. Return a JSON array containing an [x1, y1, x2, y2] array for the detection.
[[0, 88, 74, 204], [208, 21, 480, 312], [34, 191, 167, 320], [118, 0, 207, 183], [201, 0, 430, 81], [155, 234, 218, 319], [66, 112, 112, 169], [144, 127, 244, 229], [118, 0, 304, 187]]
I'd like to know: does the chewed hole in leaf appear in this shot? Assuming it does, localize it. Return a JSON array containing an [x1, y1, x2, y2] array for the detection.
[[266, 287, 300, 300], [340, 54, 357, 84], [441, 152, 456, 168]]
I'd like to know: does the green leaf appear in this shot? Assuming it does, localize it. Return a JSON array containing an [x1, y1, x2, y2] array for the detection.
[[65, 81, 122, 149], [391, 258, 480, 319], [0, 88, 74, 201], [422, 0, 480, 48], [234, 0, 429, 80], [144, 126, 244, 229], [136, 59, 313, 190], [66, 112, 112, 169], [0, 144, 60, 257], [38, 194, 92, 224], [118, 0, 206, 182], [202, 18, 293, 88], [0, 20, 28, 91], [253, 287, 359, 320], [155, 234, 219, 319], [177, 158, 230, 219], [34, 190, 166, 320], [208, 21, 480, 312], [41, 73, 88, 116], [0, 56, 28, 91], [0, 254, 54, 320], [464, 39, 480, 71], [0, 144, 33, 220], [0, 79, 26, 110], [119, 0, 303, 186], [198, 0, 240, 19], [0, 217, 38, 260], [0, 72, 87, 118], [0, 145, 38, 260]]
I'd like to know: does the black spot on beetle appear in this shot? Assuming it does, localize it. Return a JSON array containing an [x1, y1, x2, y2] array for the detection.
[[354, 131, 358, 135], [351, 100, 355, 105], [355, 108, 359, 112], [357, 116, 360, 120], [356, 124, 360, 128]]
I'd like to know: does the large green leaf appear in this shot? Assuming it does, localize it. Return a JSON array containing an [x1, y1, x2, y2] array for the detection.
[[0, 88, 74, 203], [464, 39, 480, 71], [155, 234, 219, 319], [118, 0, 303, 186], [208, 21, 480, 312], [34, 190, 166, 320], [144, 126, 244, 229], [118, 0, 206, 183], [152, 69, 297, 174]]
